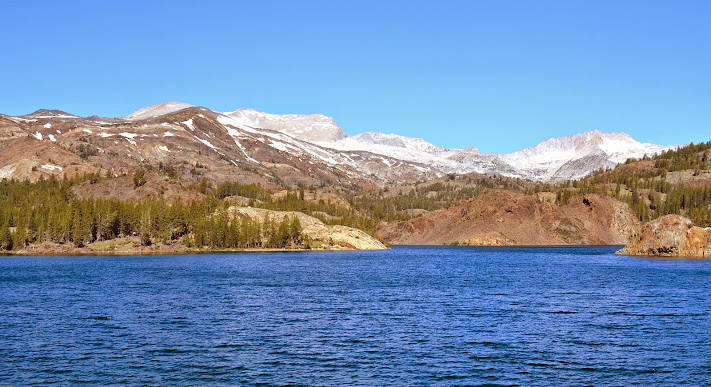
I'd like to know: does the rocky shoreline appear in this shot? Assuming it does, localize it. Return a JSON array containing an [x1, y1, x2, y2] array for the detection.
[[5, 236, 386, 257], [617, 215, 711, 258]]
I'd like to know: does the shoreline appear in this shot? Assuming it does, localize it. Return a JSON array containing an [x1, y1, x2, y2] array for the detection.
[[0, 243, 631, 257], [0, 248, 372, 257], [2, 244, 386, 257], [390, 244, 625, 248], [0, 230, 389, 256]]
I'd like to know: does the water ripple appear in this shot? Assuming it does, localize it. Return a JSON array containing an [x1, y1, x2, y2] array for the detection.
[[1, 246, 710, 385]]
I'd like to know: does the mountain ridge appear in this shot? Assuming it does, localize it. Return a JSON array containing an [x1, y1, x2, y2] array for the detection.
[[1, 101, 677, 184]]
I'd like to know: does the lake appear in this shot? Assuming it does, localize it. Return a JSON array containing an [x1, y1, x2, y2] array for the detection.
[[1, 246, 710, 385]]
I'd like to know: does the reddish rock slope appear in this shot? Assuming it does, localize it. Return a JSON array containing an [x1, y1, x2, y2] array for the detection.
[[376, 190, 641, 246]]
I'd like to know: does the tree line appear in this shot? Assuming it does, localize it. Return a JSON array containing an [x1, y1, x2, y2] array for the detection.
[[0, 176, 304, 251]]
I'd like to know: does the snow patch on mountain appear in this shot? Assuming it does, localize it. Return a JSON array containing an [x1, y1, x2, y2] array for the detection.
[[41, 164, 62, 171], [349, 132, 474, 157], [195, 136, 217, 150], [181, 118, 195, 131], [317, 134, 470, 174]]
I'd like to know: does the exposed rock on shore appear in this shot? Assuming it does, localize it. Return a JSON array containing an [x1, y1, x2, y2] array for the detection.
[[465, 231, 517, 246], [15, 237, 192, 256], [230, 207, 387, 250], [617, 215, 711, 258]]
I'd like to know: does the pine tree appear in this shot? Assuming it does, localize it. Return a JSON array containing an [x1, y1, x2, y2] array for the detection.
[[290, 215, 303, 244], [199, 177, 210, 194], [13, 223, 27, 249], [278, 218, 290, 248], [0, 223, 12, 250], [139, 213, 152, 246], [133, 168, 146, 188], [71, 207, 85, 247]]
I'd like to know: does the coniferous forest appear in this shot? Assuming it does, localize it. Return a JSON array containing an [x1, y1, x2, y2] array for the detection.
[[1, 141, 710, 252], [0, 175, 304, 251]]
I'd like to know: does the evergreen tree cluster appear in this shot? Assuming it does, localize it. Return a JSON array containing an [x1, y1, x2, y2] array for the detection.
[[653, 141, 711, 174], [552, 177, 711, 223], [214, 181, 272, 201], [345, 177, 517, 228], [259, 190, 378, 234], [563, 140, 711, 223], [0, 176, 306, 251], [186, 208, 304, 249]]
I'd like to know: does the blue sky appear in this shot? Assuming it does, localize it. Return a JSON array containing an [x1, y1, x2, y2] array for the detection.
[[1, 0, 709, 152]]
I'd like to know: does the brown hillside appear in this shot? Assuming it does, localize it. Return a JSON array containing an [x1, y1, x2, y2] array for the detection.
[[376, 190, 641, 246]]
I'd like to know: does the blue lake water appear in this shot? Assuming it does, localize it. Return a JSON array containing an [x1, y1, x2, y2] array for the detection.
[[1, 246, 710, 385]]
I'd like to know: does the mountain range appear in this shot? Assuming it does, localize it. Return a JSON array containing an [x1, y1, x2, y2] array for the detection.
[[0, 101, 676, 185]]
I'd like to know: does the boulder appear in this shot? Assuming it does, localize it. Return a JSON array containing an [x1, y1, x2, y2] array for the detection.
[[617, 215, 711, 258], [466, 232, 516, 246]]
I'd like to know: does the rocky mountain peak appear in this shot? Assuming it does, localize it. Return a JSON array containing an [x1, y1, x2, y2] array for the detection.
[[349, 132, 450, 154], [122, 101, 195, 121], [223, 108, 347, 143], [23, 109, 78, 118]]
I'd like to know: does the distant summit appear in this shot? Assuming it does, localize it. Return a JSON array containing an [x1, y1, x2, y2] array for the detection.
[[223, 109, 347, 143], [122, 101, 194, 121], [22, 109, 78, 119], [500, 130, 673, 181]]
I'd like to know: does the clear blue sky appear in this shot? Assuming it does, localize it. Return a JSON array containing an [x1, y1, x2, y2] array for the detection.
[[1, 0, 709, 152]]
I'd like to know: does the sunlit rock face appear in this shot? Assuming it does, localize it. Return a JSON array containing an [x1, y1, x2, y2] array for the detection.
[[618, 215, 711, 258]]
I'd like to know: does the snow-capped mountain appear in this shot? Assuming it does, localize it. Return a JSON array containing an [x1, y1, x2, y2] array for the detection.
[[110, 104, 683, 181], [346, 132, 463, 155], [312, 132, 473, 175], [223, 109, 347, 143], [0, 102, 677, 184], [498, 130, 675, 181], [258, 112, 675, 181], [268, 114, 675, 181]]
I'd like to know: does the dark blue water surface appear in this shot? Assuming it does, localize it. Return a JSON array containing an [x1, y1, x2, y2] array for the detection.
[[1, 246, 711, 385]]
